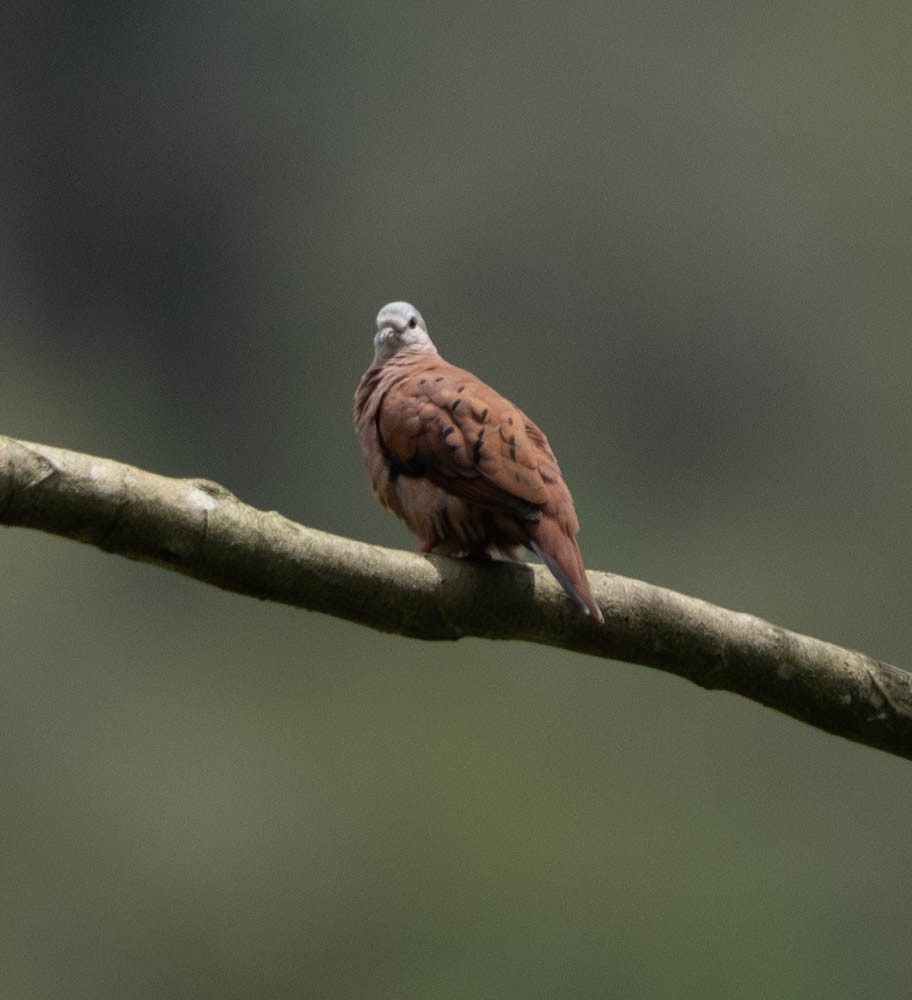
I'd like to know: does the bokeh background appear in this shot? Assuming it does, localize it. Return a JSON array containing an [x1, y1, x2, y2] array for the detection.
[[3, 2, 911, 997]]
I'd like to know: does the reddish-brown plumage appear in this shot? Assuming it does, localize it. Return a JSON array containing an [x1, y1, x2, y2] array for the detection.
[[354, 303, 603, 622]]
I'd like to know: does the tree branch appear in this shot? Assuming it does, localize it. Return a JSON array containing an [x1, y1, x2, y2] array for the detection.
[[2, 433, 910, 761]]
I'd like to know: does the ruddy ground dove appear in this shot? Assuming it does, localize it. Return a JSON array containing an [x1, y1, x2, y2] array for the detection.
[[354, 302, 603, 622]]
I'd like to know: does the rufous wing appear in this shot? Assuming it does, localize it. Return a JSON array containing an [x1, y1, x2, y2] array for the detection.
[[371, 357, 603, 622]]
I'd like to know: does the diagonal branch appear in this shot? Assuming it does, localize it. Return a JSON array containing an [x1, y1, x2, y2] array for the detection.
[[2, 433, 910, 761]]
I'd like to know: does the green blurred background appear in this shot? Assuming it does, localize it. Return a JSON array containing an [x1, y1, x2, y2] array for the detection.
[[3, 2, 911, 997]]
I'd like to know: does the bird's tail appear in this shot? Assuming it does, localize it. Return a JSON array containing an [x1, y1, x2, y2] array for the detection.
[[528, 519, 603, 623]]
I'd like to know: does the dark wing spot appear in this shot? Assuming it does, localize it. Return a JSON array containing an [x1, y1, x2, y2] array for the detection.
[[419, 378, 427, 386], [472, 427, 486, 464], [458, 385, 465, 393], [443, 425, 455, 438], [434, 376, 444, 383], [480, 408, 488, 422], [507, 416, 514, 426], [450, 398, 462, 412], [509, 445, 517, 461]]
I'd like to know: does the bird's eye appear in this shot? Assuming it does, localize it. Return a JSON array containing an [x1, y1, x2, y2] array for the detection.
[[408, 316, 418, 329]]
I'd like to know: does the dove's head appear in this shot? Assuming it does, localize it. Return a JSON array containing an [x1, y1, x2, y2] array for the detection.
[[374, 302, 437, 361]]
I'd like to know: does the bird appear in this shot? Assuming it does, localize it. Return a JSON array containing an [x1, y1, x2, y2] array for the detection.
[[354, 301, 603, 622]]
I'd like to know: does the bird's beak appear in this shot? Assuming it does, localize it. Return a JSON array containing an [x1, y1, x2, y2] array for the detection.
[[377, 327, 393, 344]]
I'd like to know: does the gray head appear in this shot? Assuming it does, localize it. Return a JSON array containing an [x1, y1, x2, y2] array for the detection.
[[373, 301, 437, 361]]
